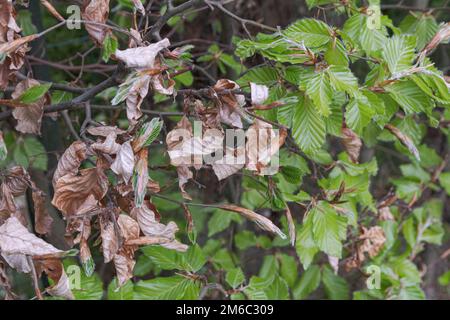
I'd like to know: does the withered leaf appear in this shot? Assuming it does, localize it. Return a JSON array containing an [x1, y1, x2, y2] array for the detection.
[[111, 141, 134, 184], [341, 127, 362, 163], [52, 167, 108, 216], [11, 79, 47, 135], [82, 0, 111, 45], [385, 124, 420, 161], [114, 38, 170, 69], [0, 217, 61, 272], [132, 204, 187, 252], [125, 74, 150, 125], [32, 189, 53, 235], [214, 79, 246, 128], [35, 258, 74, 300], [113, 214, 139, 286], [0, 0, 28, 89], [87, 125, 125, 137], [285, 205, 296, 246], [378, 206, 394, 221], [132, 148, 148, 207], [91, 131, 121, 154], [177, 166, 193, 200], [250, 82, 269, 105], [53, 141, 87, 187], [217, 204, 286, 239], [245, 120, 287, 174], [99, 213, 119, 263]]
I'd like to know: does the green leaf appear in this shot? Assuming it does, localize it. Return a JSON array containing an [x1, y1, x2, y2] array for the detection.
[[102, 34, 118, 63], [343, 13, 387, 55], [327, 65, 358, 95], [24, 137, 47, 171], [51, 90, 73, 104], [17, 10, 37, 36], [438, 271, 450, 286], [324, 41, 349, 66], [63, 259, 103, 300], [382, 35, 416, 75], [394, 285, 425, 300], [134, 275, 200, 300], [439, 172, 450, 195], [280, 165, 302, 185], [108, 278, 134, 300], [386, 79, 434, 114], [306, 71, 332, 116], [400, 14, 438, 50], [0, 132, 7, 162], [135, 118, 163, 148], [265, 276, 289, 300], [402, 217, 416, 248], [293, 265, 321, 299], [345, 96, 374, 135], [283, 18, 332, 48], [311, 201, 347, 257], [291, 97, 326, 154], [141, 245, 206, 272], [13, 143, 28, 168], [279, 254, 298, 288], [295, 215, 319, 269], [208, 209, 241, 237], [225, 268, 245, 289], [18, 82, 52, 104], [322, 266, 349, 300], [244, 276, 272, 300]]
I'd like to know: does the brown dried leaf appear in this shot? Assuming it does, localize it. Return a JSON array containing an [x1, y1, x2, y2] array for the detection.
[[35, 258, 74, 300], [378, 206, 394, 221], [0, 0, 27, 89], [99, 214, 119, 263], [358, 226, 386, 259], [114, 38, 170, 69], [111, 141, 134, 184], [126, 74, 150, 125], [113, 251, 134, 286], [212, 155, 244, 181], [53, 141, 87, 187], [285, 206, 296, 246], [177, 166, 193, 200], [341, 127, 362, 163], [82, 0, 111, 45], [0, 34, 37, 55], [46, 267, 74, 300], [250, 82, 269, 105], [11, 79, 46, 135], [217, 204, 286, 239], [32, 189, 53, 235], [113, 214, 139, 285], [385, 124, 420, 161], [132, 204, 187, 252], [133, 148, 148, 207], [91, 131, 121, 154], [52, 167, 108, 216], [245, 120, 287, 174], [40, 0, 65, 21], [151, 74, 175, 95], [87, 125, 125, 137], [421, 22, 450, 56], [0, 217, 61, 270], [214, 79, 246, 128], [3, 166, 30, 196]]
